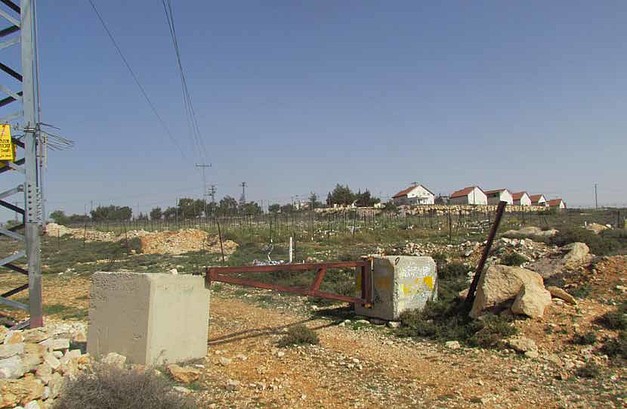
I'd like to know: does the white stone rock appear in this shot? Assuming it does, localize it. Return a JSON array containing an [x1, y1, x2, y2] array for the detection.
[[43, 353, 61, 370], [562, 242, 592, 270], [470, 265, 545, 318], [24, 401, 41, 409], [0, 342, 25, 359], [218, 357, 232, 366], [60, 349, 82, 365], [39, 338, 70, 351], [0, 355, 25, 379], [102, 352, 127, 368], [511, 284, 552, 319], [226, 379, 240, 391], [445, 341, 461, 350]]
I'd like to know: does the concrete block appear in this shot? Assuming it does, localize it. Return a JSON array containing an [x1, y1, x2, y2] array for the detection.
[[355, 256, 437, 320], [87, 272, 210, 365]]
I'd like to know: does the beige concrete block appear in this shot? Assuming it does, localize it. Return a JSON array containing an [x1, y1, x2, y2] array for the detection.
[[355, 256, 437, 321], [87, 272, 210, 365]]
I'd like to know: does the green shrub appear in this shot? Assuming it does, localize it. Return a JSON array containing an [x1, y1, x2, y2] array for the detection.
[[569, 283, 592, 299], [53, 364, 196, 409], [468, 314, 518, 348], [596, 302, 627, 331], [438, 262, 469, 280], [575, 362, 601, 379], [549, 227, 625, 256], [278, 324, 319, 347], [572, 332, 597, 345], [600, 332, 626, 364], [500, 252, 528, 267]]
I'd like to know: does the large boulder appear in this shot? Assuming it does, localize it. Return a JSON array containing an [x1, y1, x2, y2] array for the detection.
[[469, 265, 545, 318], [562, 242, 592, 270], [511, 283, 552, 318]]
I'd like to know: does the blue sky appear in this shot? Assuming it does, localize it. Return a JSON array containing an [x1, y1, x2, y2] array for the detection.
[[29, 1, 627, 214]]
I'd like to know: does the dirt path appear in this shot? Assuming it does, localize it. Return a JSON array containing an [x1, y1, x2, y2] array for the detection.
[[197, 295, 617, 408]]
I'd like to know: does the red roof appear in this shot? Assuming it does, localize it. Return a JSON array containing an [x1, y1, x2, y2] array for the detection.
[[547, 198, 565, 207], [512, 191, 528, 200], [392, 186, 416, 199], [529, 194, 545, 202], [451, 186, 479, 198]]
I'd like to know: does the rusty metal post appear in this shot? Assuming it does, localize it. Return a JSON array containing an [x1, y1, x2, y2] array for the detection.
[[465, 201, 507, 307]]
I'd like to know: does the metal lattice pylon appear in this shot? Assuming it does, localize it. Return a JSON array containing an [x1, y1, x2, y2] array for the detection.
[[0, 0, 43, 329]]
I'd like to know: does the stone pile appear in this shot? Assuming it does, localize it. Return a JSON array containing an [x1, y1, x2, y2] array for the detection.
[[0, 322, 88, 409], [44, 224, 238, 256], [138, 229, 238, 256]]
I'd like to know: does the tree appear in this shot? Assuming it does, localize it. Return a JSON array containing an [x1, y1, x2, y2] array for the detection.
[[355, 189, 380, 207], [68, 214, 90, 224], [239, 201, 262, 216], [90, 205, 132, 222], [308, 192, 323, 210], [136, 213, 148, 221], [218, 196, 238, 216], [280, 203, 295, 213], [326, 184, 355, 206], [177, 198, 205, 219], [149, 207, 163, 220], [163, 207, 178, 220], [49, 210, 69, 225], [268, 203, 281, 213]]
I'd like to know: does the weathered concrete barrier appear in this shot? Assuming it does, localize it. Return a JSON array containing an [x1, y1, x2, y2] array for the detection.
[[87, 272, 210, 365], [355, 256, 437, 320]]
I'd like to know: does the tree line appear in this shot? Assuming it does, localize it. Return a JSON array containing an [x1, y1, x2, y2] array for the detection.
[[49, 184, 382, 224]]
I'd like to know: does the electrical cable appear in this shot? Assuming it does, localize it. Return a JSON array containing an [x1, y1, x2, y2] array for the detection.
[[160, 0, 208, 161], [86, 0, 187, 159]]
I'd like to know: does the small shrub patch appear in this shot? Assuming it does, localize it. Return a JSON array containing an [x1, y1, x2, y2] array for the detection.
[[278, 324, 320, 347], [53, 364, 196, 409], [500, 252, 528, 267]]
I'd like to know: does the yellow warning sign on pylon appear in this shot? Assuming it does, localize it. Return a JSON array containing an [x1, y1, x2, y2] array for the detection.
[[0, 124, 15, 162]]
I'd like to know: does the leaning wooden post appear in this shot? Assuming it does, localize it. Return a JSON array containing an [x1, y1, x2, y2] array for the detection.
[[465, 201, 507, 307]]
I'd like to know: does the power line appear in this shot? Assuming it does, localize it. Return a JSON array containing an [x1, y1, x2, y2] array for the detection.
[[86, 0, 187, 159], [160, 0, 208, 161]]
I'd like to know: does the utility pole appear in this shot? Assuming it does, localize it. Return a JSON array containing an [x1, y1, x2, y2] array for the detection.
[[195, 163, 211, 216], [239, 182, 247, 206], [0, 0, 44, 328], [594, 183, 598, 209], [209, 185, 216, 204]]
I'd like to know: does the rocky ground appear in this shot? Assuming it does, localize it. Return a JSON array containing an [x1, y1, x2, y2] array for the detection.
[[0, 253, 624, 408], [0, 224, 624, 408]]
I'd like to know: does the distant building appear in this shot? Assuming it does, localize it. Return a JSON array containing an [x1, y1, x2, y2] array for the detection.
[[547, 198, 566, 209], [512, 192, 532, 206], [484, 188, 514, 205], [530, 194, 547, 207], [392, 184, 435, 205], [449, 186, 487, 205]]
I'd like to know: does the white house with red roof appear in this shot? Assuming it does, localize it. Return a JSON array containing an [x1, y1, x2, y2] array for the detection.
[[530, 194, 547, 206], [512, 192, 532, 206], [547, 198, 566, 209], [484, 188, 513, 205], [449, 186, 487, 205], [392, 184, 435, 205]]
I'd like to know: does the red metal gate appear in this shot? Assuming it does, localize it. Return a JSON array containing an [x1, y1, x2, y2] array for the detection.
[[206, 260, 373, 306]]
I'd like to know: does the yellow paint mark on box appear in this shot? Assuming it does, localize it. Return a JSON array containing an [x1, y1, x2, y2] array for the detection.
[[423, 276, 434, 290]]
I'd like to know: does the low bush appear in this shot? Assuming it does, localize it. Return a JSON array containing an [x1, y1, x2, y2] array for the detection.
[[468, 314, 518, 348], [500, 252, 528, 267], [549, 227, 626, 256], [278, 324, 320, 347], [600, 332, 626, 364], [396, 260, 517, 348], [596, 302, 627, 331], [575, 362, 601, 379], [572, 332, 597, 345], [53, 364, 196, 409]]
